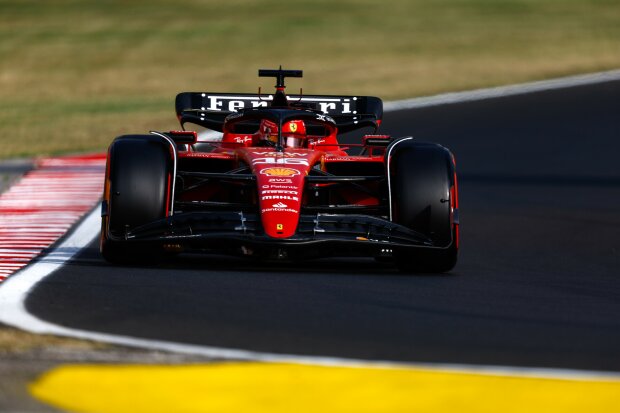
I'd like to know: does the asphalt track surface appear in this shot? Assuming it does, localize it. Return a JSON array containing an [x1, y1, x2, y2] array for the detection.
[[26, 80, 620, 372]]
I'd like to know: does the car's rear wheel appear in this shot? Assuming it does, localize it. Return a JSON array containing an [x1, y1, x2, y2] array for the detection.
[[100, 134, 174, 263], [387, 138, 458, 273]]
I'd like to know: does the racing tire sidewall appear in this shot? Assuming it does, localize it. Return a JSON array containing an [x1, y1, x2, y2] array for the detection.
[[387, 139, 458, 273], [101, 134, 174, 264]]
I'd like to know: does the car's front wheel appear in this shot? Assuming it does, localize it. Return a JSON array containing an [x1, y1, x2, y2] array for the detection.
[[387, 138, 458, 273], [100, 134, 175, 264]]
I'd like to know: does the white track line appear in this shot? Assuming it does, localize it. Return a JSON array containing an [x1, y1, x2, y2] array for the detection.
[[384, 69, 620, 111], [1, 70, 620, 380]]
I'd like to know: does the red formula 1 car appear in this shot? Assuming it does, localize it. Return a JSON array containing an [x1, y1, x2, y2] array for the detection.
[[100, 69, 459, 272]]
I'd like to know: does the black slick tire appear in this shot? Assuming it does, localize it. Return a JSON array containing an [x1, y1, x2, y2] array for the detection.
[[387, 138, 458, 273], [100, 134, 174, 264]]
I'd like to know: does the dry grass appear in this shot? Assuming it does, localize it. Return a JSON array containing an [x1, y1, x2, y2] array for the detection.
[[0, 325, 107, 353], [0, 0, 619, 159]]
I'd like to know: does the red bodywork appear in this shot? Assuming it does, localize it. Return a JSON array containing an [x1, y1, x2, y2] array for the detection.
[[101, 69, 458, 266], [176, 134, 387, 240]]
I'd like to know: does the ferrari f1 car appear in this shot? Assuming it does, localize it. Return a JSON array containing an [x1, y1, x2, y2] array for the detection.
[[101, 69, 459, 272]]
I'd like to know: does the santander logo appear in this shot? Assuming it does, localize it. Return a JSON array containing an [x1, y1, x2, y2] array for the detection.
[[272, 202, 288, 208]]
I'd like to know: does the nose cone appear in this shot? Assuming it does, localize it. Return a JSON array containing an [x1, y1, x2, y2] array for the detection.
[[244, 148, 320, 238], [257, 168, 304, 238]]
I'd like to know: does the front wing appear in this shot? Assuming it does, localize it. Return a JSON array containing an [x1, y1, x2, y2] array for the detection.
[[104, 211, 448, 260]]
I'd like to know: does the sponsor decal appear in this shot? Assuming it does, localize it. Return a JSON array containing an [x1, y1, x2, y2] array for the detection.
[[316, 113, 335, 123], [265, 178, 294, 184], [205, 96, 271, 112], [262, 184, 298, 189], [181, 152, 232, 159], [262, 190, 299, 195], [262, 208, 299, 214], [261, 195, 299, 201], [201, 95, 353, 115], [276, 224, 284, 231], [234, 136, 253, 144], [309, 138, 327, 146], [324, 157, 359, 162], [253, 157, 309, 166], [289, 122, 298, 132], [261, 168, 300, 177], [272, 202, 288, 208], [251, 151, 308, 157]]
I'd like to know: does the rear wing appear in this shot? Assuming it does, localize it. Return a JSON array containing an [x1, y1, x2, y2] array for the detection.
[[175, 92, 383, 133]]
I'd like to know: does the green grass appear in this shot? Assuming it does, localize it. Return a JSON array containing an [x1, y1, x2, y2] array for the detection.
[[0, 0, 618, 159]]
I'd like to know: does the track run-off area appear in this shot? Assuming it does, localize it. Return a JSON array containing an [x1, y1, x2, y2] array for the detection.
[[1, 70, 620, 412]]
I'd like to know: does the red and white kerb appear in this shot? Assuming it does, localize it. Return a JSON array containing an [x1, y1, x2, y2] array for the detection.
[[0, 154, 105, 282]]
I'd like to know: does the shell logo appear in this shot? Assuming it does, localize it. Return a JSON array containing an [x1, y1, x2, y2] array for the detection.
[[260, 167, 300, 177]]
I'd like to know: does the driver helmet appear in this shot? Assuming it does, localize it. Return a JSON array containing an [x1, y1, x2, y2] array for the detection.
[[282, 120, 307, 148]]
